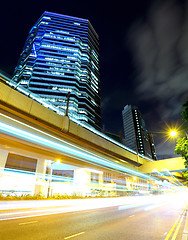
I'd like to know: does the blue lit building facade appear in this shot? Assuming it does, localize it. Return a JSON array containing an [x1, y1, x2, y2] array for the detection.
[[12, 11, 101, 130]]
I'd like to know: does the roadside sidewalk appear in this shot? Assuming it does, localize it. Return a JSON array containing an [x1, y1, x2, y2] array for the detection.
[[182, 208, 188, 240]]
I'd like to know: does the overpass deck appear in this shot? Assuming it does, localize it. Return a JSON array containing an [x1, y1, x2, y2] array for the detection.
[[0, 77, 153, 172]]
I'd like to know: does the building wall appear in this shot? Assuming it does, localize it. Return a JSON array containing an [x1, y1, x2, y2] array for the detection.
[[122, 105, 157, 160], [0, 148, 152, 197], [0, 149, 45, 195], [122, 105, 136, 151], [12, 11, 101, 130]]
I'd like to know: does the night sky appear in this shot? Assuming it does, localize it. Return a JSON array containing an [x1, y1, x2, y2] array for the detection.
[[0, 0, 187, 159]]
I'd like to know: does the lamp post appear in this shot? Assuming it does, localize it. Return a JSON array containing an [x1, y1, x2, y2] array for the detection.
[[65, 91, 71, 116], [46, 160, 60, 198]]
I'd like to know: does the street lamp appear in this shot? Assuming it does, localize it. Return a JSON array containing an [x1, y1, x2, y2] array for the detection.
[[169, 129, 187, 138], [170, 130, 177, 137], [46, 160, 61, 198], [56, 159, 61, 164]]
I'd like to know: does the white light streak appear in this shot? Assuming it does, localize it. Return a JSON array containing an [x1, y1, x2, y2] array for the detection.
[[0, 113, 154, 179]]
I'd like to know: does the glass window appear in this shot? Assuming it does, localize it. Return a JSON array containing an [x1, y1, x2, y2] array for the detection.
[[5, 153, 37, 172], [103, 172, 111, 183], [91, 172, 99, 183]]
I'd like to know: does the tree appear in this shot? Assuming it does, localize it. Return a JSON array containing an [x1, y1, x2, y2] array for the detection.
[[175, 100, 188, 168], [175, 137, 188, 167], [182, 100, 188, 122], [181, 171, 188, 186]]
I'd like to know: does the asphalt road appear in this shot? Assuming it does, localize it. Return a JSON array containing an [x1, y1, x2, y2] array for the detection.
[[0, 193, 187, 240]]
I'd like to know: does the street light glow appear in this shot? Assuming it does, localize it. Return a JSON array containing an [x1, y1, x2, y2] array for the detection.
[[170, 130, 177, 137]]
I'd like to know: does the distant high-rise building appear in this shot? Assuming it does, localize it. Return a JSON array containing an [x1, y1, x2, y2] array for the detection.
[[122, 105, 157, 160], [12, 11, 101, 130]]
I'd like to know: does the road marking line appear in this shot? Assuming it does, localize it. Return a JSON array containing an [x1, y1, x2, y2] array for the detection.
[[64, 232, 85, 239], [19, 220, 38, 225], [171, 213, 184, 240], [165, 209, 185, 240]]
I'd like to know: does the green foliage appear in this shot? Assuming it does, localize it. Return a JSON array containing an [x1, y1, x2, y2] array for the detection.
[[52, 193, 85, 199], [0, 193, 45, 201], [182, 171, 188, 179], [181, 171, 188, 186], [175, 100, 188, 167], [182, 100, 188, 122], [0, 191, 143, 200], [175, 137, 188, 165]]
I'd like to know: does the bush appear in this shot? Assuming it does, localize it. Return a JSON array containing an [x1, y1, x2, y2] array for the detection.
[[52, 193, 85, 199], [0, 190, 147, 201], [0, 192, 45, 201]]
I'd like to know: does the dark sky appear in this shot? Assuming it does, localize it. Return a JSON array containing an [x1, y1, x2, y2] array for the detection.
[[0, 0, 187, 158]]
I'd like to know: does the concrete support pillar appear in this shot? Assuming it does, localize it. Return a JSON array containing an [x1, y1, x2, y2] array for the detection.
[[34, 159, 46, 196], [74, 168, 90, 196], [0, 150, 8, 170], [0, 150, 8, 190]]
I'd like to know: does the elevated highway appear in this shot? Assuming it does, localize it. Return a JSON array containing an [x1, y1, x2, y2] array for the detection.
[[0, 76, 152, 172], [139, 157, 185, 173], [0, 73, 186, 196]]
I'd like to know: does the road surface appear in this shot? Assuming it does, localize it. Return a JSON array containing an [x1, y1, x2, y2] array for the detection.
[[0, 193, 187, 240]]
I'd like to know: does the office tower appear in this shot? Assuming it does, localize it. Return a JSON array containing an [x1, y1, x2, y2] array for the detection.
[[122, 105, 157, 160], [12, 11, 101, 130]]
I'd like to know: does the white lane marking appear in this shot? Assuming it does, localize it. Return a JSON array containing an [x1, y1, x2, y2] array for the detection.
[[19, 220, 38, 225], [64, 232, 85, 239]]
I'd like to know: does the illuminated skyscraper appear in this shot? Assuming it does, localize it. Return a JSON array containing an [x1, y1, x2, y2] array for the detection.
[[122, 105, 157, 160], [13, 11, 101, 130]]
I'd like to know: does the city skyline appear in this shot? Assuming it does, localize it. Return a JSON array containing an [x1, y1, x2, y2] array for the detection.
[[0, 0, 187, 158]]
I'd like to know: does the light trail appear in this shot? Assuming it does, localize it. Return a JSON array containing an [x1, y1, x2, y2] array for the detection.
[[0, 113, 155, 180], [7, 80, 154, 162], [0, 194, 185, 221], [162, 169, 183, 186]]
